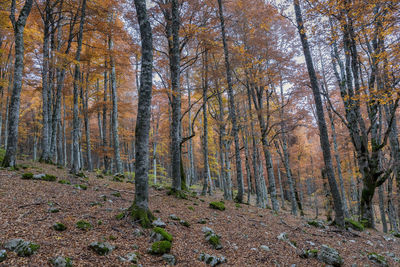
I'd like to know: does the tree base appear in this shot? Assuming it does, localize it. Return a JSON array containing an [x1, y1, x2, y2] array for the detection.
[[129, 203, 155, 228], [167, 188, 188, 199]]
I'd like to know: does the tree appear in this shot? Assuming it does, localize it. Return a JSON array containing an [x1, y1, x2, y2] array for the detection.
[[130, 0, 155, 228], [2, 0, 33, 167], [293, 0, 344, 226]]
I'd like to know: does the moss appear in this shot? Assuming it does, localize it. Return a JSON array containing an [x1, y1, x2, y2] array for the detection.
[[42, 174, 57, 181], [75, 172, 87, 178], [150, 241, 171, 255], [235, 203, 241, 208], [18, 242, 40, 257], [209, 201, 225, 211], [167, 189, 188, 199], [97, 220, 103, 225], [345, 218, 364, 231], [188, 206, 194, 211], [207, 234, 221, 249], [180, 220, 190, 227], [53, 222, 67, 231], [58, 179, 71, 185], [111, 192, 121, 197], [129, 203, 155, 228], [198, 219, 207, 224], [74, 184, 87, 190], [76, 220, 92, 231], [115, 213, 125, 220], [21, 173, 34, 180], [307, 220, 324, 228], [108, 235, 117, 241], [153, 227, 173, 242]]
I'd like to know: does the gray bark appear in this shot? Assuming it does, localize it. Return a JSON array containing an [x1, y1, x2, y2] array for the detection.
[[378, 184, 387, 233], [70, 0, 86, 174], [294, 0, 344, 226], [217, 0, 244, 202], [201, 50, 211, 195], [3, 0, 33, 167], [133, 0, 153, 210], [83, 73, 92, 171]]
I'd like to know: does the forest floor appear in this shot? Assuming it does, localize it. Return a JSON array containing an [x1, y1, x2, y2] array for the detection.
[[1, 161, 400, 267]]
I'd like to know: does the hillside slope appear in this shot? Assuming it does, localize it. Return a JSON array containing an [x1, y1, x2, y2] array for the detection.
[[0, 162, 399, 266]]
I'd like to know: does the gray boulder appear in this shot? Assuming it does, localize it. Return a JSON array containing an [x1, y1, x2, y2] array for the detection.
[[368, 253, 388, 267], [4, 239, 40, 257], [152, 218, 166, 228], [317, 245, 343, 267], [162, 254, 176, 266], [119, 252, 138, 263], [52, 256, 72, 267], [33, 174, 46, 179], [0, 250, 6, 262], [89, 242, 115, 256], [199, 253, 226, 266]]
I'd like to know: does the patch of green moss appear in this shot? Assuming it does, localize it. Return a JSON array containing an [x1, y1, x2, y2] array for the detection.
[[167, 189, 188, 199], [58, 179, 71, 185], [129, 203, 155, 228], [209, 201, 225, 211], [108, 235, 117, 241], [111, 192, 121, 197], [53, 222, 67, 231], [74, 184, 87, 190], [75, 172, 87, 178], [188, 206, 194, 211], [150, 241, 171, 255], [42, 174, 57, 181], [235, 203, 241, 208], [153, 227, 173, 242], [180, 220, 190, 227], [18, 242, 40, 257], [76, 220, 92, 231], [345, 218, 364, 231], [21, 173, 33, 180], [115, 213, 125, 220], [307, 220, 324, 228], [207, 234, 221, 249]]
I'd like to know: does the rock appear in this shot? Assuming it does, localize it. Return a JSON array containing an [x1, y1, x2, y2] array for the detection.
[[198, 219, 207, 224], [250, 248, 257, 251], [152, 218, 166, 228], [383, 235, 395, 242], [48, 207, 60, 213], [306, 241, 316, 246], [149, 241, 171, 255], [277, 232, 288, 241], [209, 201, 225, 211], [119, 252, 138, 263], [368, 253, 388, 267], [4, 239, 40, 257], [299, 249, 318, 259], [53, 222, 67, 231], [33, 173, 46, 180], [89, 242, 115, 256], [317, 245, 343, 267], [307, 220, 325, 228], [169, 214, 180, 220], [162, 254, 176, 266], [51, 256, 72, 267], [179, 220, 190, 227], [199, 253, 226, 266], [133, 228, 143, 237], [260, 245, 270, 251], [366, 240, 374, 246], [202, 227, 214, 235], [0, 250, 6, 262]]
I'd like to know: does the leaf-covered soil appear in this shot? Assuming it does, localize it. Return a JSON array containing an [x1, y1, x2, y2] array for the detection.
[[1, 161, 399, 266]]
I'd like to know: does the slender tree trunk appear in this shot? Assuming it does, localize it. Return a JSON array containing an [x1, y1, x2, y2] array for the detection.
[[103, 60, 110, 173], [186, 71, 195, 186], [201, 50, 210, 195], [3, 0, 33, 167], [378, 183, 388, 233], [294, 0, 344, 226], [70, 0, 86, 174], [83, 73, 92, 171], [108, 24, 122, 174], [276, 156, 285, 209]]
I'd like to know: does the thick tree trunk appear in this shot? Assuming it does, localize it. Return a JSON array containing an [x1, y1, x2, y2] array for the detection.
[[3, 0, 33, 167], [378, 184, 388, 233], [131, 0, 154, 227], [217, 0, 244, 202], [70, 0, 86, 174], [294, 0, 344, 226]]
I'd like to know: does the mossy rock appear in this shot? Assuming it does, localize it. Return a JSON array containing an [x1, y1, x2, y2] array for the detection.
[[76, 220, 92, 231], [180, 220, 190, 227], [0, 250, 7, 262], [129, 203, 155, 228], [167, 189, 188, 199], [153, 227, 173, 242], [209, 201, 225, 211], [53, 222, 67, 231], [58, 180, 71, 185], [150, 241, 171, 255], [21, 173, 34, 180], [198, 219, 207, 224], [307, 220, 325, 228], [51, 256, 72, 267], [75, 172, 87, 178], [89, 242, 115, 256], [206, 234, 222, 250], [42, 174, 57, 181], [345, 218, 364, 231], [4, 239, 40, 257], [368, 252, 388, 266], [74, 184, 87, 190]]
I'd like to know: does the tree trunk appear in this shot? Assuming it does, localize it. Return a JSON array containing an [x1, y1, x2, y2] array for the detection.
[[131, 0, 154, 227], [70, 0, 86, 174], [83, 73, 92, 171], [3, 0, 33, 167], [201, 50, 210, 196], [294, 0, 344, 226], [217, 0, 244, 202], [103, 60, 110, 173]]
